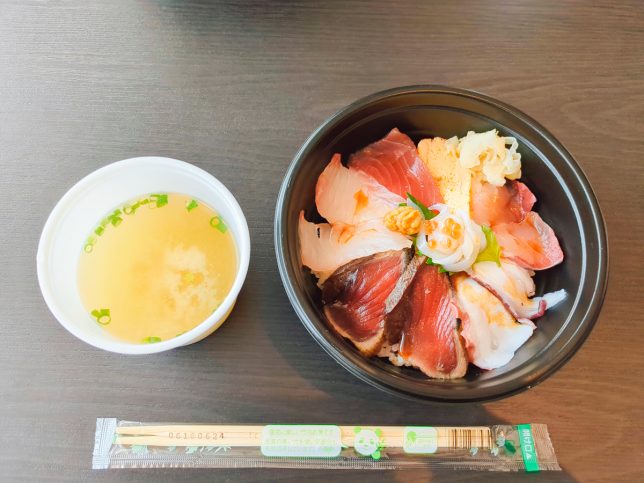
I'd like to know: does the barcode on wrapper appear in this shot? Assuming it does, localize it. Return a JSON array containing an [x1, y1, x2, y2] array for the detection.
[[403, 427, 493, 454], [446, 427, 493, 450]]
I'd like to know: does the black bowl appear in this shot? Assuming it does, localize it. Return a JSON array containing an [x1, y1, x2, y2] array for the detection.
[[275, 86, 608, 403]]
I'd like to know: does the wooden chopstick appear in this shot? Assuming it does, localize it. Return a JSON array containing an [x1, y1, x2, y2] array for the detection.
[[114, 425, 493, 449], [115, 425, 265, 436]]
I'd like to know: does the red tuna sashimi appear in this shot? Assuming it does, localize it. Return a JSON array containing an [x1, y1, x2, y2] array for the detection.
[[349, 128, 443, 206], [394, 261, 467, 379], [470, 175, 536, 227], [494, 212, 564, 270], [322, 250, 412, 356]]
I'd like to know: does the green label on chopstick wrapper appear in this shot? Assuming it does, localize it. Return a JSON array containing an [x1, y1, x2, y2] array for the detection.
[[403, 427, 438, 454], [517, 424, 539, 472], [261, 425, 341, 458]]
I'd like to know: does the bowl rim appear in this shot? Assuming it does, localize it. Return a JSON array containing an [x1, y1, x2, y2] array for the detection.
[[37, 156, 251, 355], [274, 85, 609, 402]]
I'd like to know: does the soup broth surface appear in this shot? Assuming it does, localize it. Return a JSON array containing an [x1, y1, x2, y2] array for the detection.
[[77, 193, 236, 343]]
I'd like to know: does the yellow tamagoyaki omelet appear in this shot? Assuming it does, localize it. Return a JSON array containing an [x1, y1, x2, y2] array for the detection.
[[417, 137, 471, 213]]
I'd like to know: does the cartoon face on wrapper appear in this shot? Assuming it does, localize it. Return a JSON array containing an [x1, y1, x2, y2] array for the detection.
[[353, 428, 379, 456]]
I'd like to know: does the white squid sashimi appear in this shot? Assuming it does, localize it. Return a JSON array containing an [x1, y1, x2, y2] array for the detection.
[[298, 212, 412, 282], [316, 153, 404, 229], [468, 261, 567, 319], [453, 275, 535, 370]]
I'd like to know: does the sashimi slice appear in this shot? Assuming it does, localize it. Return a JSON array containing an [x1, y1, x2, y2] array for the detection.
[[453, 274, 535, 370], [298, 212, 412, 282], [349, 128, 443, 206], [468, 261, 567, 319], [470, 175, 536, 227], [322, 250, 413, 356], [377, 255, 426, 357], [316, 153, 404, 228], [494, 212, 564, 270], [390, 260, 468, 379]]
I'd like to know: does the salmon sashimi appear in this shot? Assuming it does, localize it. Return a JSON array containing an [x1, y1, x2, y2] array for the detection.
[[468, 261, 567, 319], [298, 212, 411, 283], [470, 176, 563, 270], [494, 212, 564, 270], [453, 274, 535, 370], [389, 260, 467, 379], [470, 175, 535, 227], [316, 153, 403, 229], [349, 128, 443, 206], [322, 250, 413, 356]]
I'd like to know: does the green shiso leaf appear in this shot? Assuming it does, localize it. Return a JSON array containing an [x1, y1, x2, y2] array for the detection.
[[414, 238, 450, 272], [426, 258, 449, 274], [406, 192, 436, 220], [475, 226, 502, 266]]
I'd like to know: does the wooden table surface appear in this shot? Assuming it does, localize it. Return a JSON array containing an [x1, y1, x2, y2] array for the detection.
[[1, 1, 643, 481]]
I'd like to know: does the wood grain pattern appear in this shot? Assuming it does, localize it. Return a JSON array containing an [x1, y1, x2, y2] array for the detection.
[[1, 1, 642, 481]]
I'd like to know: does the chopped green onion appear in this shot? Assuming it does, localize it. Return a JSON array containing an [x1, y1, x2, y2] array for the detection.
[[406, 192, 436, 220], [84, 236, 97, 253], [398, 202, 407, 207], [186, 199, 199, 212], [475, 226, 502, 266], [91, 308, 111, 325], [94, 226, 105, 236], [209, 216, 228, 233], [142, 336, 162, 343], [150, 194, 168, 208], [123, 201, 141, 215], [107, 209, 123, 227]]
